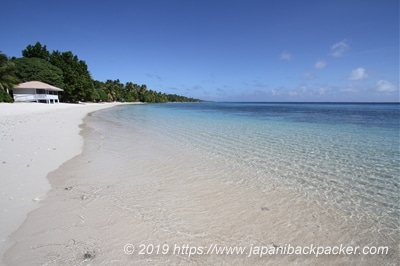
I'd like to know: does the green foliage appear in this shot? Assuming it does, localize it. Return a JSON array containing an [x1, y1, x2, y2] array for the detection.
[[91, 79, 200, 103], [13, 57, 64, 88], [165, 93, 200, 102], [22, 42, 50, 61], [9, 43, 203, 103], [0, 51, 19, 102], [0, 89, 13, 102], [90, 88, 101, 102], [49, 51, 94, 102], [104, 79, 123, 101], [93, 80, 109, 102], [0, 52, 19, 89]]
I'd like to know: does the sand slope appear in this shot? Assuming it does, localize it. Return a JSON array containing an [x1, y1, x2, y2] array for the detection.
[[0, 102, 123, 263]]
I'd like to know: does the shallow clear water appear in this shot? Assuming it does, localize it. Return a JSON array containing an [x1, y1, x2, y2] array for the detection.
[[98, 102, 400, 231]]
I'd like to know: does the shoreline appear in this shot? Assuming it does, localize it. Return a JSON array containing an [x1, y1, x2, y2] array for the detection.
[[0, 102, 131, 264], [3, 103, 398, 265]]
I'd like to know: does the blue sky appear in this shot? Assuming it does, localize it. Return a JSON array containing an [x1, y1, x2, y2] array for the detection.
[[1, 0, 399, 102]]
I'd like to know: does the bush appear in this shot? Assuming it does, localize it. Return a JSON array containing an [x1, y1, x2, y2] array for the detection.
[[0, 89, 14, 102]]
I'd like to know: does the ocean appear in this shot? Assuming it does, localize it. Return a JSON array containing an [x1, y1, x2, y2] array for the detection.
[[84, 102, 399, 264], [98, 102, 399, 225]]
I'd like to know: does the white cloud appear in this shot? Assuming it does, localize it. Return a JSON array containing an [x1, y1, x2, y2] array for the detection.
[[270, 88, 284, 96], [376, 80, 397, 92], [315, 60, 327, 69], [280, 51, 292, 61], [312, 87, 328, 95], [289, 86, 307, 96], [348, 68, 368, 80], [331, 39, 349, 57], [340, 87, 358, 93]]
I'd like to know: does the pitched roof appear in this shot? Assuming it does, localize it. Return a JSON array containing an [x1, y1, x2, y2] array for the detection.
[[14, 81, 64, 92]]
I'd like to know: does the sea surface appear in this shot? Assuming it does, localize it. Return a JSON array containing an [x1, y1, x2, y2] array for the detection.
[[90, 102, 399, 264], [101, 102, 400, 227]]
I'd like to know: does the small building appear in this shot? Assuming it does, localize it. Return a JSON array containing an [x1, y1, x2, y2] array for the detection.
[[13, 81, 63, 103]]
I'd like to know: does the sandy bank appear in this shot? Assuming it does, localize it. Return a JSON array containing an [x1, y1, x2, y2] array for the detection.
[[0, 102, 127, 263]]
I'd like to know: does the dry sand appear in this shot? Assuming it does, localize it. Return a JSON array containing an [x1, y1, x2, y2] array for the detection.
[[0, 102, 125, 263]]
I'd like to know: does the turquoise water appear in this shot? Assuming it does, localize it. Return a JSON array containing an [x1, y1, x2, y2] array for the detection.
[[98, 102, 399, 234]]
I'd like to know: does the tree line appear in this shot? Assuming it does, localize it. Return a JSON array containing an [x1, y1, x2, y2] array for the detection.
[[0, 42, 202, 103]]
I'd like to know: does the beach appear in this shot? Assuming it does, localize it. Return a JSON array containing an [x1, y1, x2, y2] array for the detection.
[[0, 102, 126, 264], [1, 102, 398, 265]]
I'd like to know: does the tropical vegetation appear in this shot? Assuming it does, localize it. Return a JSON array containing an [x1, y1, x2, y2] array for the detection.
[[0, 42, 202, 103], [0, 51, 19, 102]]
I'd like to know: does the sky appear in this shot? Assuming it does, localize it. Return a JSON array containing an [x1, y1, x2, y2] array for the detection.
[[1, 0, 399, 102]]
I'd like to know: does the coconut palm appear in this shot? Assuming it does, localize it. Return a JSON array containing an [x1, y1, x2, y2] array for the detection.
[[0, 51, 19, 92]]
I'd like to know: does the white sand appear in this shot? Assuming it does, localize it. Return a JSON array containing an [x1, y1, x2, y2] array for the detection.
[[0, 102, 124, 263]]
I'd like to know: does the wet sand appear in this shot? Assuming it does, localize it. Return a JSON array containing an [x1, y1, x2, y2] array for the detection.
[[0, 102, 127, 264]]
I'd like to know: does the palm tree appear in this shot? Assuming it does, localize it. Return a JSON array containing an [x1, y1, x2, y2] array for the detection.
[[0, 51, 19, 92]]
